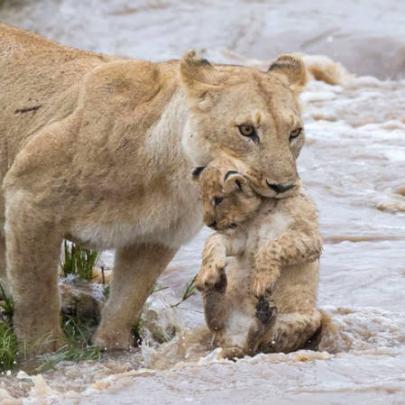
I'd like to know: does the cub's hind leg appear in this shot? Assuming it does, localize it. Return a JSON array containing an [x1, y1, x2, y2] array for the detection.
[[245, 296, 277, 355], [201, 275, 246, 358], [260, 310, 322, 353], [200, 271, 228, 335]]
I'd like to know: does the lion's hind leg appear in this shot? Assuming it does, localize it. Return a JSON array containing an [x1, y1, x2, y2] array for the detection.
[[260, 309, 322, 353]]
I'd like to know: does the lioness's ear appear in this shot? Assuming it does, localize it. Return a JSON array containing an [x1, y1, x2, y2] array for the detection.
[[223, 171, 247, 194], [268, 54, 307, 92], [180, 50, 222, 103]]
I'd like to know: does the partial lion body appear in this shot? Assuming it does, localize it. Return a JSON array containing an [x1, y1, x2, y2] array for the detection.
[[196, 161, 322, 356], [211, 256, 320, 354], [0, 25, 200, 250], [0, 25, 202, 351], [0, 24, 308, 352]]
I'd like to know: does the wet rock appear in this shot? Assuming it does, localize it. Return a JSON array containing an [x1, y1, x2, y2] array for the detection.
[[59, 278, 105, 321], [140, 291, 183, 345], [304, 54, 353, 86]]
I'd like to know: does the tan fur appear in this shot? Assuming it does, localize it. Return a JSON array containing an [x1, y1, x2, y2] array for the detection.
[[196, 160, 322, 356], [0, 24, 307, 352]]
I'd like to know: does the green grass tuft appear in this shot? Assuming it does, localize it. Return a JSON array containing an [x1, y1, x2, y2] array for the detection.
[[0, 282, 101, 372], [61, 241, 99, 281], [0, 284, 14, 325], [0, 323, 17, 371], [0, 284, 17, 371], [37, 314, 101, 372], [171, 275, 197, 308]]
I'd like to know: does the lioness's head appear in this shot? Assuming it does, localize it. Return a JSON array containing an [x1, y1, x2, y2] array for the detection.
[[181, 51, 307, 198], [193, 160, 262, 231]]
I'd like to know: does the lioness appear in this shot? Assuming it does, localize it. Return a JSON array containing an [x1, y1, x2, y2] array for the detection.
[[0, 24, 307, 352], [194, 160, 322, 357]]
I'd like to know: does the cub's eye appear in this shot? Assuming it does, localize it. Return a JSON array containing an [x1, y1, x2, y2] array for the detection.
[[238, 124, 259, 143], [213, 196, 224, 206], [289, 127, 302, 141]]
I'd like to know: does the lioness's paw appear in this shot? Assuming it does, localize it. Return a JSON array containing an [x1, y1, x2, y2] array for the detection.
[[93, 329, 133, 351], [26, 334, 67, 355], [15, 325, 66, 355]]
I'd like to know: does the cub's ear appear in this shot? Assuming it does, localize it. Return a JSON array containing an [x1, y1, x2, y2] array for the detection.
[[192, 166, 206, 180], [180, 50, 223, 104], [268, 54, 307, 92], [223, 171, 248, 194]]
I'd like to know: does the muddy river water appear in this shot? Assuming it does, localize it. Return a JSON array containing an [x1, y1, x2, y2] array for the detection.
[[1, 1, 405, 404]]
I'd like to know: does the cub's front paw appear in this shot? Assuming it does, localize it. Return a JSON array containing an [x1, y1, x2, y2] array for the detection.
[[252, 266, 280, 298], [196, 259, 227, 292], [252, 269, 278, 299]]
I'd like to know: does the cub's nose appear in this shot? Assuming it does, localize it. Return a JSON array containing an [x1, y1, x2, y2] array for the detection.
[[266, 181, 295, 194], [207, 220, 217, 230]]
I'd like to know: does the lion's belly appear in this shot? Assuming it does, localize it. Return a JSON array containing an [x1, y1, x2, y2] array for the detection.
[[69, 191, 203, 251]]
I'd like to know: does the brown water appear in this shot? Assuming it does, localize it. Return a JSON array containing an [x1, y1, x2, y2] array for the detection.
[[0, 1, 405, 404]]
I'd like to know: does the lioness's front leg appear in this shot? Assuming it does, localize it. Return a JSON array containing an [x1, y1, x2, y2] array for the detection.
[[252, 230, 322, 297], [93, 242, 176, 350], [5, 198, 64, 353], [0, 232, 7, 296]]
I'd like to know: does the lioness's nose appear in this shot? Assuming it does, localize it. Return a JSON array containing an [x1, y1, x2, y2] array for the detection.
[[266, 181, 295, 193]]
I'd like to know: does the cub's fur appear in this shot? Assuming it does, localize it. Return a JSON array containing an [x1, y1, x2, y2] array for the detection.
[[0, 24, 307, 352], [195, 160, 322, 356]]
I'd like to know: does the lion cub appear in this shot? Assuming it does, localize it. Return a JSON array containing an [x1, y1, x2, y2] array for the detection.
[[194, 160, 323, 357]]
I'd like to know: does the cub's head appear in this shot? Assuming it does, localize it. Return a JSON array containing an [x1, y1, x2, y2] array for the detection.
[[193, 162, 262, 231], [181, 51, 307, 199]]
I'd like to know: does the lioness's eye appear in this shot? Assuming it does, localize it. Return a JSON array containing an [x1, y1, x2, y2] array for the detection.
[[213, 196, 224, 206], [238, 124, 259, 143], [289, 127, 302, 141]]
